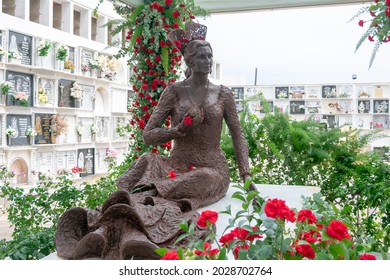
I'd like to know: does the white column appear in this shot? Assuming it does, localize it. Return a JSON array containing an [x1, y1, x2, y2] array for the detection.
[[15, 0, 28, 20], [96, 16, 107, 44], [61, 1, 73, 33], [40, 0, 53, 27], [80, 9, 91, 40]]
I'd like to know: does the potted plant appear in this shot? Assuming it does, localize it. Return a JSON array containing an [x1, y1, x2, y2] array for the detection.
[[12, 92, 29, 106], [50, 114, 68, 143], [37, 39, 52, 57], [64, 60, 75, 73], [25, 126, 37, 145], [70, 82, 84, 102], [0, 81, 12, 103], [0, 46, 5, 61], [0, 81, 12, 95], [37, 86, 49, 104], [71, 166, 82, 179], [55, 43, 69, 70], [88, 58, 101, 78], [76, 124, 83, 142], [6, 126, 17, 145], [91, 123, 97, 141], [8, 50, 22, 64], [81, 64, 90, 76]]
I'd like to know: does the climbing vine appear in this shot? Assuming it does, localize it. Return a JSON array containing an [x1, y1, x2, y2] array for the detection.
[[98, 0, 207, 174]]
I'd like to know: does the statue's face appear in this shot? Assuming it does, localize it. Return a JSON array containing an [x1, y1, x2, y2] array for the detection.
[[191, 46, 213, 74]]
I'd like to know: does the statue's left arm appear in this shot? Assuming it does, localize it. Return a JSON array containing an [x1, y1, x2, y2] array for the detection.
[[222, 86, 252, 182]]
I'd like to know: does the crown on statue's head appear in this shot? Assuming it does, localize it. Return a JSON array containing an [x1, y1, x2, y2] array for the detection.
[[168, 22, 207, 55]]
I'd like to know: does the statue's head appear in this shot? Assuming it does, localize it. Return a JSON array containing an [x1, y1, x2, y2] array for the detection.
[[183, 40, 213, 69]]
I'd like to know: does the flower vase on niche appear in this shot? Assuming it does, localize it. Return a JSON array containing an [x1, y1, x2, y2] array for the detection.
[[51, 133, 57, 144], [28, 136, 33, 145], [7, 136, 12, 146], [56, 134, 63, 144], [57, 60, 65, 71], [91, 69, 98, 78]]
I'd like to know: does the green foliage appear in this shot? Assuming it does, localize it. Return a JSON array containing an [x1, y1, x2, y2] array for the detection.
[[0, 167, 119, 259]]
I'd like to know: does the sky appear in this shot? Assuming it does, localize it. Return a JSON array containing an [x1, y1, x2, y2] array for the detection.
[[198, 3, 390, 86]]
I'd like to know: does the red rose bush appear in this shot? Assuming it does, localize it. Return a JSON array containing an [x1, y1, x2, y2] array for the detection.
[[158, 181, 381, 260]]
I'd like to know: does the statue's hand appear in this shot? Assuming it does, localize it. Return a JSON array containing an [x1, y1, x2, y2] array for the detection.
[[178, 106, 204, 133]]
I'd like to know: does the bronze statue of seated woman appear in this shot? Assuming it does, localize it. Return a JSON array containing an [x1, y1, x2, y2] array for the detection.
[[55, 23, 255, 260]]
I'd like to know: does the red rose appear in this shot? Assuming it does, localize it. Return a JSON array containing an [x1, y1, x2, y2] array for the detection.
[[358, 253, 376, 260], [173, 22, 179, 29], [386, 0, 390, 6], [194, 242, 219, 258], [151, 83, 158, 91], [183, 115, 193, 125], [295, 244, 315, 259], [231, 227, 262, 241], [155, 55, 161, 63], [161, 250, 179, 260], [174, 40, 182, 50], [165, 0, 172, 6], [196, 210, 218, 228], [151, 100, 158, 106], [139, 119, 146, 130], [142, 84, 148, 91], [358, 19, 364, 27], [219, 232, 235, 246], [146, 94, 152, 101], [264, 198, 296, 222], [168, 170, 176, 179], [326, 220, 351, 241], [172, 10, 180, 18], [141, 105, 149, 112], [297, 209, 317, 224], [386, 8, 390, 17]]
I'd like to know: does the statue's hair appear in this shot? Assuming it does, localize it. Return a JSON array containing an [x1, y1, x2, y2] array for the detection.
[[183, 40, 213, 77]]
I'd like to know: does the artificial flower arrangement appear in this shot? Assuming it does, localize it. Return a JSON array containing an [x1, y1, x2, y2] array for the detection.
[[13, 92, 29, 106], [5, 126, 17, 137], [158, 182, 383, 260], [71, 166, 82, 174], [64, 60, 75, 71], [55, 44, 69, 61], [81, 64, 90, 73], [352, 0, 390, 68], [89, 58, 101, 70], [76, 124, 83, 136], [0, 81, 12, 95], [37, 86, 49, 104], [37, 39, 52, 57], [50, 114, 68, 136], [104, 148, 118, 163], [25, 126, 37, 137], [90, 123, 97, 135], [0, 47, 5, 58], [8, 50, 22, 60], [70, 82, 83, 100]]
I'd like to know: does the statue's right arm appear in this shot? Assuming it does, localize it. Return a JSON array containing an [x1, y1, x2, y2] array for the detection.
[[143, 85, 185, 146]]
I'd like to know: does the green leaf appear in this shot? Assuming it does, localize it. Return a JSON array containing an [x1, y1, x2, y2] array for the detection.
[[130, 26, 143, 49], [217, 246, 228, 260], [161, 46, 169, 75], [174, 233, 188, 245], [244, 179, 252, 191], [155, 248, 168, 257], [129, 5, 145, 22], [231, 191, 246, 202], [178, 222, 188, 232], [177, 247, 184, 260]]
